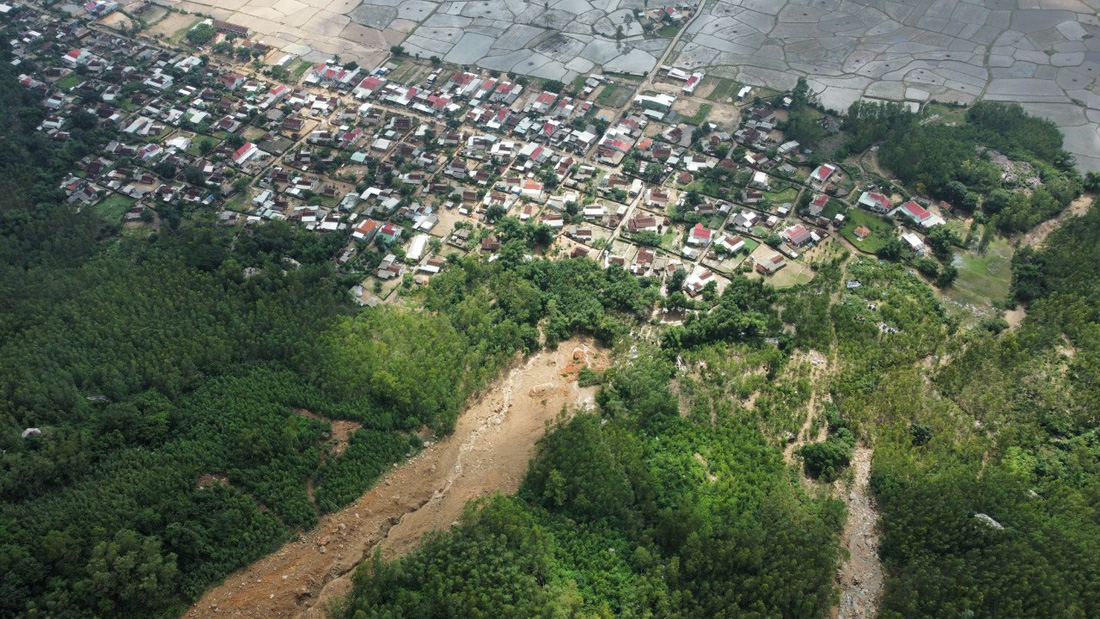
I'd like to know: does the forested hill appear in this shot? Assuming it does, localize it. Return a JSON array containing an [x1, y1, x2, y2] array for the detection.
[[0, 56, 668, 615], [340, 206, 1100, 619], [0, 56, 420, 616]]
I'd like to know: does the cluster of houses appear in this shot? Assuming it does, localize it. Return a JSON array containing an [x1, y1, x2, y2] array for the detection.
[[6, 0, 958, 309]]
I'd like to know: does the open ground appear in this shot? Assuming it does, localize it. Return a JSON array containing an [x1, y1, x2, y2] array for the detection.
[[184, 338, 607, 619]]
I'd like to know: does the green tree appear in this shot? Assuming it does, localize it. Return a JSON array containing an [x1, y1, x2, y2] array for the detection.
[[186, 23, 217, 46]]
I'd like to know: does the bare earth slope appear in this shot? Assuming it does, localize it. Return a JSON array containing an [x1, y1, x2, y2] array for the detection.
[[185, 339, 605, 619], [832, 446, 884, 619]]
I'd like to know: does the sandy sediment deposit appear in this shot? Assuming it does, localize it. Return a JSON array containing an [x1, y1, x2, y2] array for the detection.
[[184, 338, 606, 618]]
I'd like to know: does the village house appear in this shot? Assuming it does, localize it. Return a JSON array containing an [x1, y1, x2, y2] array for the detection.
[[684, 269, 716, 296], [717, 234, 746, 254], [632, 246, 656, 275], [782, 224, 813, 247], [756, 253, 787, 275], [627, 215, 661, 234], [891, 200, 944, 229], [858, 191, 892, 214], [809, 163, 837, 187], [688, 222, 712, 246], [901, 231, 926, 254]]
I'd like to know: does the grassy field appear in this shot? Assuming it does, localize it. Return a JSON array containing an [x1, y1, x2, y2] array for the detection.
[[187, 135, 216, 156], [658, 228, 684, 253], [291, 59, 313, 80], [95, 195, 135, 225], [597, 83, 632, 108], [168, 19, 202, 45], [764, 185, 799, 205], [768, 262, 814, 288], [657, 24, 681, 38], [921, 102, 969, 126], [941, 235, 1014, 313], [704, 77, 740, 102], [386, 60, 424, 84], [840, 208, 895, 253], [55, 74, 82, 91], [570, 74, 588, 93], [683, 103, 712, 126], [821, 198, 847, 219]]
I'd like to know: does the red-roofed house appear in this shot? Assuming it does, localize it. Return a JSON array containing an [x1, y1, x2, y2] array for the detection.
[[782, 224, 813, 247], [892, 200, 943, 228], [352, 218, 380, 241], [521, 179, 544, 201], [62, 48, 92, 67], [810, 163, 836, 186], [378, 222, 400, 244], [355, 76, 385, 98], [531, 91, 557, 113], [233, 143, 259, 165], [809, 193, 829, 214], [688, 222, 712, 246], [857, 191, 892, 214]]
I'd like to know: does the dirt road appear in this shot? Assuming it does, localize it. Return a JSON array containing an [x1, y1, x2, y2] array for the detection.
[[185, 339, 606, 619]]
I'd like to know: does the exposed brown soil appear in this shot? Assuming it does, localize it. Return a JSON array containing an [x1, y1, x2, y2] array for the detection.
[[1022, 193, 1091, 249], [197, 474, 229, 490], [1004, 307, 1027, 330], [781, 347, 883, 619], [184, 338, 606, 619], [783, 350, 828, 465], [295, 409, 361, 456], [832, 447, 884, 619]]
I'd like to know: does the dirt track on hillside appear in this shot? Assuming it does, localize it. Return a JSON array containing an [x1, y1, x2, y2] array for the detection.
[[184, 339, 606, 619]]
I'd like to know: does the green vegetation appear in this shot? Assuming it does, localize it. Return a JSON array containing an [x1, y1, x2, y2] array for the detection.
[[844, 100, 1081, 233], [763, 185, 799, 205], [1, 60, 644, 616], [185, 23, 216, 46], [55, 74, 82, 91], [784, 78, 826, 147], [5, 20, 1100, 619], [941, 235, 1014, 315], [703, 77, 740, 102], [682, 103, 712, 126], [596, 83, 631, 108], [93, 194, 136, 225], [798, 405, 854, 481], [839, 208, 895, 253], [825, 228, 1100, 617], [290, 59, 313, 80], [656, 23, 681, 37], [344, 352, 844, 618]]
